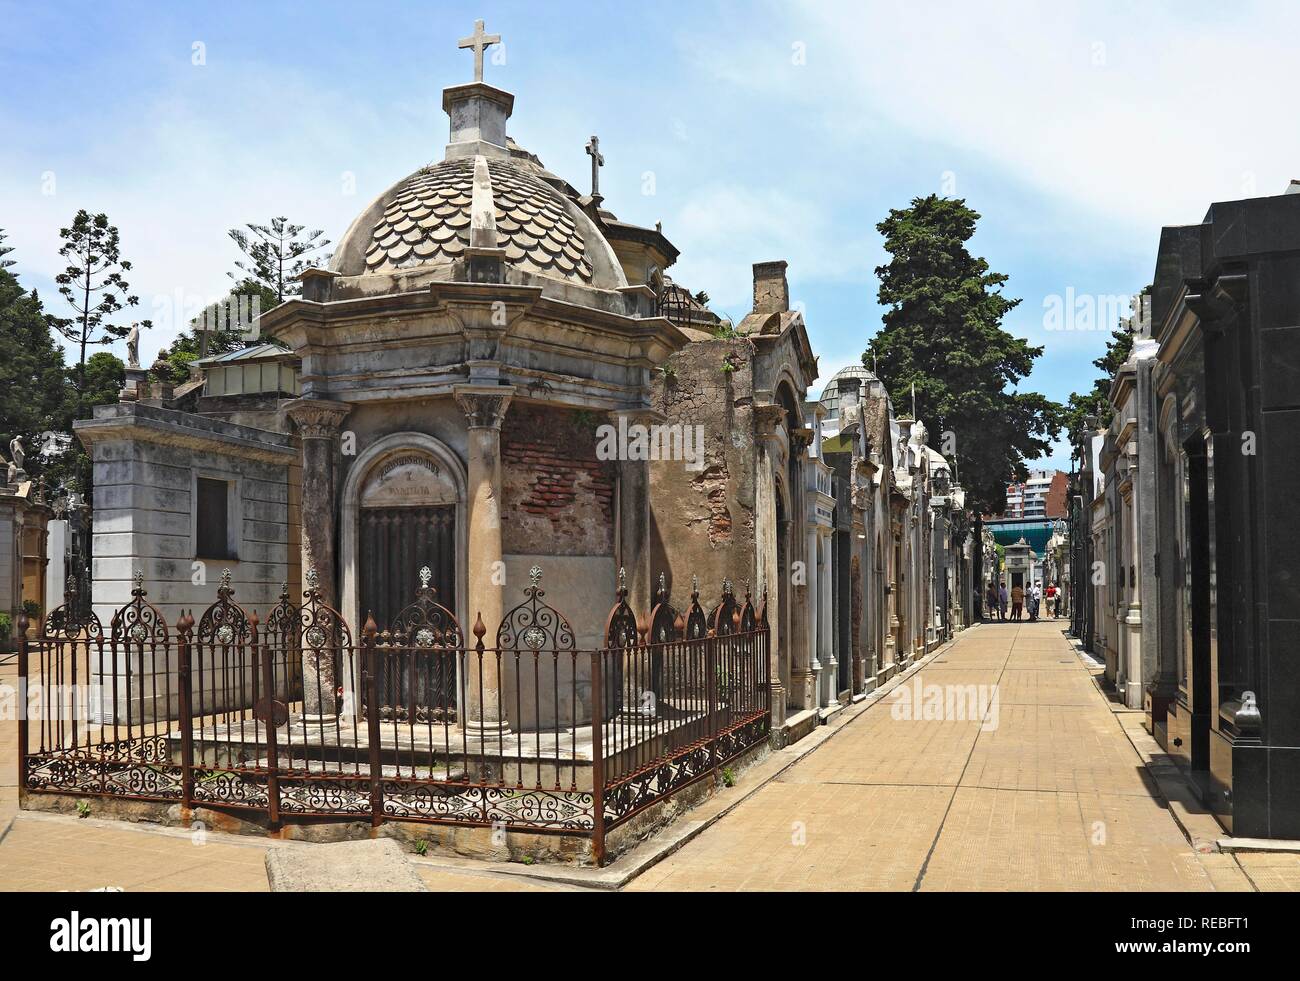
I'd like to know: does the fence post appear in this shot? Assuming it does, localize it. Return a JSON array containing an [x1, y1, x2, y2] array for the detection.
[[589, 649, 606, 867], [250, 611, 280, 827], [16, 611, 29, 794], [176, 611, 195, 811], [363, 614, 383, 828], [705, 629, 719, 768]]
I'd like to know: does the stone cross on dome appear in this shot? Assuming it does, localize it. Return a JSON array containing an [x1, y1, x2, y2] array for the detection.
[[585, 135, 604, 197], [458, 19, 501, 83]]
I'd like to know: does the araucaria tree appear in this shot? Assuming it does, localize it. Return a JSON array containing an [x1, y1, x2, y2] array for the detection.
[[53, 210, 145, 400], [865, 195, 1062, 517], [229, 217, 331, 303]]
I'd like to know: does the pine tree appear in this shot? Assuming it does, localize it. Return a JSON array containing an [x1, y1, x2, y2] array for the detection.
[[865, 195, 1063, 516], [229, 217, 330, 303], [0, 227, 16, 269], [52, 210, 148, 404]]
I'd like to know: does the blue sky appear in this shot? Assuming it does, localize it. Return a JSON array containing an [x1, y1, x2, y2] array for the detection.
[[4, 1, 1298, 469]]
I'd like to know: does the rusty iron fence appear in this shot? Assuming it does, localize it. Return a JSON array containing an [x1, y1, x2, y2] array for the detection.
[[17, 567, 769, 864]]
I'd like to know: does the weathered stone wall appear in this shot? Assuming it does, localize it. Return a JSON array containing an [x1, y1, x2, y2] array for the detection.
[[75, 403, 299, 722], [649, 337, 758, 600]]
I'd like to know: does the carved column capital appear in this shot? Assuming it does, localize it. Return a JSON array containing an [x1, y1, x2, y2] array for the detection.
[[608, 406, 665, 428], [454, 384, 515, 430], [285, 398, 351, 439], [753, 403, 785, 440]]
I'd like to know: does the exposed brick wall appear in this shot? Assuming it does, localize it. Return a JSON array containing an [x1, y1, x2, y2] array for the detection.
[[501, 406, 615, 556]]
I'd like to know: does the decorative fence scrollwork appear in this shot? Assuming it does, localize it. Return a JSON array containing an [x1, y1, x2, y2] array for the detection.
[[18, 566, 769, 866]]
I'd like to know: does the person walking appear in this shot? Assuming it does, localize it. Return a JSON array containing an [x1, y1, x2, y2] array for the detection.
[[1045, 582, 1057, 618], [985, 582, 998, 622], [1029, 581, 1041, 621], [998, 581, 1009, 621], [1011, 582, 1024, 621]]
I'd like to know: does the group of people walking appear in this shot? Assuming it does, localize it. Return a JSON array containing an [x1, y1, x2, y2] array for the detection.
[[982, 580, 1059, 622]]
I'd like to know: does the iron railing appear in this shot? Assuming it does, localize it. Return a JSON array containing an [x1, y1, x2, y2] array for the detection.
[[17, 566, 770, 864]]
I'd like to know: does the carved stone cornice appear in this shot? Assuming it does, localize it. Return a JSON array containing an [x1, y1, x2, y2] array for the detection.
[[454, 384, 516, 430], [285, 398, 351, 440]]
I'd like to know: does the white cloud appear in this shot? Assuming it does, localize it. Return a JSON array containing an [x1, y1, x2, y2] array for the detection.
[[707, 0, 1300, 234]]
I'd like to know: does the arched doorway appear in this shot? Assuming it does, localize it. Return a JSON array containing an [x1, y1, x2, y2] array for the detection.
[[340, 434, 467, 633]]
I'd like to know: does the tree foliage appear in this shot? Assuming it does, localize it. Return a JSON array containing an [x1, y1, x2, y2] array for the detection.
[[0, 227, 15, 269], [229, 217, 330, 303], [864, 195, 1062, 516], [52, 210, 148, 399], [156, 277, 279, 382], [0, 268, 68, 475]]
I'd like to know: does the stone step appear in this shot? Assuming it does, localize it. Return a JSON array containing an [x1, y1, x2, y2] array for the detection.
[[265, 838, 427, 892]]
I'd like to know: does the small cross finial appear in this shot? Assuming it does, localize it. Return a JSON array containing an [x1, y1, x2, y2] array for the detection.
[[458, 19, 501, 83], [133, 569, 144, 592], [585, 135, 604, 197], [419, 566, 432, 589], [220, 568, 233, 590], [305, 568, 319, 591], [529, 565, 542, 588], [617, 566, 627, 593]]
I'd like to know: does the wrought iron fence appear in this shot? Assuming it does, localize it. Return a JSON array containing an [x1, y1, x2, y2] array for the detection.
[[17, 565, 770, 864]]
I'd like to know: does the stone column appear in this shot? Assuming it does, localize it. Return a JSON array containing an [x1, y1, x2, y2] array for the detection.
[[753, 405, 786, 726], [805, 523, 820, 710], [1123, 445, 1143, 709], [609, 409, 659, 616], [285, 397, 351, 722], [788, 427, 814, 710], [822, 532, 838, 708], [454, 384, 515, 736]]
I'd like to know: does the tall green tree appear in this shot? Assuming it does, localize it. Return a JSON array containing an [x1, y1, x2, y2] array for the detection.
[[865, 195, 1062, 517], [0, 267, 69, 477], [229, 217, 330, 303], [0, 227, 15, 269], [52, 210, 148, 402]]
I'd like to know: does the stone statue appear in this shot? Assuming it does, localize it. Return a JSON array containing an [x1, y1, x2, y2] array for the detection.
[[126, 322, 141, 368], [9, 435, 23, 474]]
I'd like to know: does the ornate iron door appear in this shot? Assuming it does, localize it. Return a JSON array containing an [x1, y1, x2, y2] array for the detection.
[[358, 506, 457, 631]]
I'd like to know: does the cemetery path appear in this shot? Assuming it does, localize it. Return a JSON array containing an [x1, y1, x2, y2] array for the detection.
[[2, 623, 1298, 891], [625, 620, 1273, 892]]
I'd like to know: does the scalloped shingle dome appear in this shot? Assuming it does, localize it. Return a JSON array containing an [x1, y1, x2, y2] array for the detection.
[[358, 157, 595, 283]]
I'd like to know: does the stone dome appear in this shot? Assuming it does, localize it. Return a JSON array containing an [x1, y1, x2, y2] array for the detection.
[[336, 156, 599, 284]]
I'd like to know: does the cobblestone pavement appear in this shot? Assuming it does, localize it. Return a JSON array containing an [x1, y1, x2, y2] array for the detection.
[[3, 624, 1299, 892]]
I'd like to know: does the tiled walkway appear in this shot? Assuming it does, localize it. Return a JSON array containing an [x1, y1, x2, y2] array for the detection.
[[3, 623, 1299, 891], [626, 621, 1283, 891]]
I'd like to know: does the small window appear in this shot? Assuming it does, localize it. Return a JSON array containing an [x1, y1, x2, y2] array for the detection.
[[195, 477, 235, 559]]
